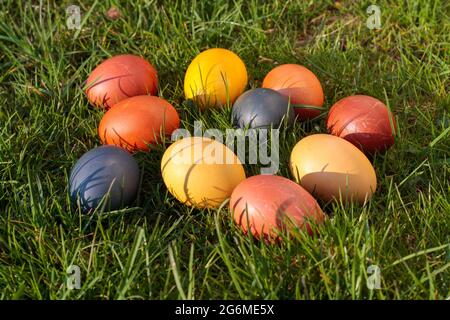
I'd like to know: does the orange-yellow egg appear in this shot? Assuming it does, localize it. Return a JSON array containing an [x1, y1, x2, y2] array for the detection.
[[290, 134, 377, 203], [98, 95, 179, 152], [161, 137, 246, 208], [85, 54, 158, 109], [184, 48, 248, 109], [262, 64, 324, 120]]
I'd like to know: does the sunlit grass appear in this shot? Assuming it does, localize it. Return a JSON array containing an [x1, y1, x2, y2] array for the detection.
[[0, 0, 449, 299]]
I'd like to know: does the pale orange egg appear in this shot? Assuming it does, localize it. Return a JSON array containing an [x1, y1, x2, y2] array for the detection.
[[290, 134, 377, 204]]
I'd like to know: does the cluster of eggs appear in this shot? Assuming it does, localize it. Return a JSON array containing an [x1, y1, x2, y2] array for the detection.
[[69, 49, 396, 241]]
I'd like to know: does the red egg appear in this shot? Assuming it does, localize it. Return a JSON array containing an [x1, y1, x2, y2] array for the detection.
[[326, 95, 396, 154], [230, 175, 325, 240], [85, 54, 158, 109], [98, 95, 180, 152], [262, 64, 324, 120]]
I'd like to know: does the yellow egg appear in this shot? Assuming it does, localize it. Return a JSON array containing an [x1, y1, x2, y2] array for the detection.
[[184, 48, 248, 109], [161, 137, 246, 208], [290, 134, 377, 204]]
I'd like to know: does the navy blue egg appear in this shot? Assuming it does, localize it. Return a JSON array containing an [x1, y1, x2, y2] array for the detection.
[[232, 88, 295, 129], [69, 145, 140, 211]]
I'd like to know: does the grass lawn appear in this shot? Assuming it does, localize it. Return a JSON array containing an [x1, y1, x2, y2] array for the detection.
[[0, 0, 449, 299]]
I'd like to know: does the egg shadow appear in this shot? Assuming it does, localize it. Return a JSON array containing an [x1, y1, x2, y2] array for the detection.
[[327, 112, 394, 156], [341, 132, 394, 155], [274, 197, 322, 236], [299, 171, 374, 204]]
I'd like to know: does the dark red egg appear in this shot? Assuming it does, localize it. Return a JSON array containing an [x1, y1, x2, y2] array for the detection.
[[85, 54, 158, 109], [230, 175, 325, 240], [326, 95, 396, 154], [98, 95, 180, 152]]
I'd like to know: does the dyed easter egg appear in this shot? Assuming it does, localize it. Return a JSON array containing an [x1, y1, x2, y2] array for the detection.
[[98, 95, 180, 152], [85, 54, 158, 109], [230, 175, 325, 239], [326, 95, 396, 154], [184, 48, 248, 109], [231, 88, 294, 128], [69, 145, 140, 211], [290, 134, 377, 204], [161, 137, 246, 208], [262, 64, 324, 120]]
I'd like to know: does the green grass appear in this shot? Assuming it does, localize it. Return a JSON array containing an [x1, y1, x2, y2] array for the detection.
[[0, 0, 449, 299]]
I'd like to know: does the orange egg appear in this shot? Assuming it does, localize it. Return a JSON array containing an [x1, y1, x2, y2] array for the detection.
[[262, 64, 324, 120], [85, 54, 158, 109], [230, 175, 325, 240], [98, 95, 180, 152]]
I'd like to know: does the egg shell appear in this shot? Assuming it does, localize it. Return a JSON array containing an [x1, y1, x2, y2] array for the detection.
[[231, 88, 294, 129], [290, 134, 377, 204], [85, 54, 158, 109], [230, 175, 325, 239], [327, 95, 396, 154], [69, 145, 140, 212], [262, 64, 324, 120], [161, 137, 246, 208], [98, 95, 180, 152], [184, 48, 248, 109]]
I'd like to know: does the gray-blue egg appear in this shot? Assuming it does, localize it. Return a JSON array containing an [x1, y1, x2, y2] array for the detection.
[[232, 88, 295, 129], [69, 145, 140, 211]]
